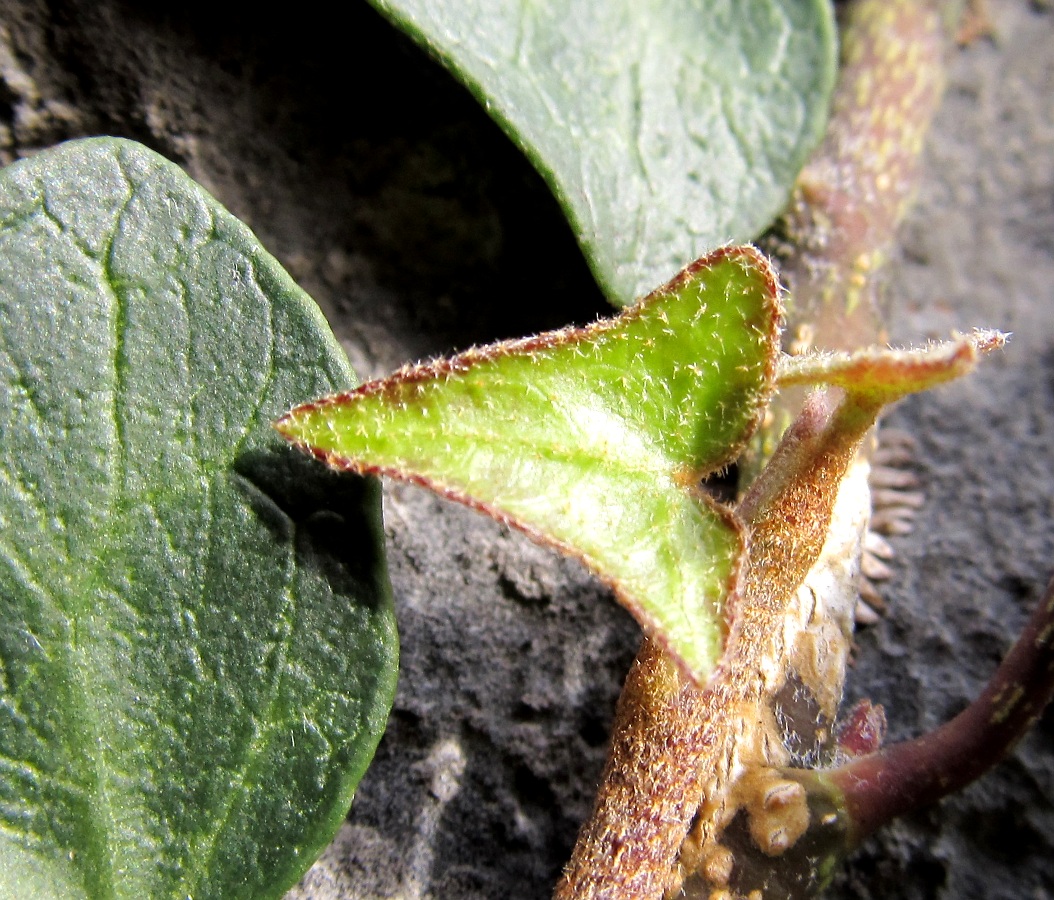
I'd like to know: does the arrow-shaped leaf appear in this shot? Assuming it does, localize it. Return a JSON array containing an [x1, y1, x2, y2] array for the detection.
[[278, 246, 781, 680]]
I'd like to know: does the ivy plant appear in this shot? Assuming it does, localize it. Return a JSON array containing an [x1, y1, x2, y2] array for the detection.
[[1, 1, 1051, 899]]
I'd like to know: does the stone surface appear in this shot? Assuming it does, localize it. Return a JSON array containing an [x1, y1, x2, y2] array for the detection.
[[2, 1, 1052, 897]]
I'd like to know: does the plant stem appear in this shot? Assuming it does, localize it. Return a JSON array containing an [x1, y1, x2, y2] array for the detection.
[[751, 0, 954, 472], [774, 0, 951, 355], [553, 392, 875, 899], [830, 574, 1054, 843]]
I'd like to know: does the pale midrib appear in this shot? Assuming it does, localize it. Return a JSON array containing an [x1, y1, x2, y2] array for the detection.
[[64, 186, 135, 900]]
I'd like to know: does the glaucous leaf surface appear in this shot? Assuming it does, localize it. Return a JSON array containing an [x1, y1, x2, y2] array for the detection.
[[0, 138, 398, 899], [367, 0, 837, 305], [278, 247, 781, 680]]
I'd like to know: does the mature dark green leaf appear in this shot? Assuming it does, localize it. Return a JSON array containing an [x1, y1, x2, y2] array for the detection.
[[0, 138, 397, 899], [367, 0, 836, 305], [278, 247, 782, 680]]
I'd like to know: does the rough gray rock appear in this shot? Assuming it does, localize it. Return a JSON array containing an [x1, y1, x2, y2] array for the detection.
[[2, 1, 1052, 897]]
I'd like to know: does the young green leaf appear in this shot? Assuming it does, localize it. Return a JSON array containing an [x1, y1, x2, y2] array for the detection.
[[366, 0, 837, 306], [278, 246, 782, 681], [0, 138, 398, 899]]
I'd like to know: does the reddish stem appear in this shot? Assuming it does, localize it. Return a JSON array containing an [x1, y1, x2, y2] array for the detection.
[[832, 574, 1054, 842]]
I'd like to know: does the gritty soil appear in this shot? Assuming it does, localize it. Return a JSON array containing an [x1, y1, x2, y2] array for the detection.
[[2, 1, 1053, 898]]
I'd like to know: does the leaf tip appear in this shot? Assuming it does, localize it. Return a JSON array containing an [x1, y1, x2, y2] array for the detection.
[[272, 410, 295, 438], [663, 243, 781, 304], [961, 327, 1009, 356], [273, 403, 313, 446]]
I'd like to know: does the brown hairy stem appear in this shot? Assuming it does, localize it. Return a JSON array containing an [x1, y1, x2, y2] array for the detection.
[[750, 0, 952, 474], [554, 394, 880, 899], [549, 639, 719, 899]]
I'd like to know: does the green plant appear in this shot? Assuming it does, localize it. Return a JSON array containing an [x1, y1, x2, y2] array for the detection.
[[1, 1, 1051, 899], [0, 140, 397, 899]]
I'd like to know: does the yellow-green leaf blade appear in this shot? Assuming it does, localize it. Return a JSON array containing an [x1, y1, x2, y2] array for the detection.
[[279, 247, 781, 679]]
